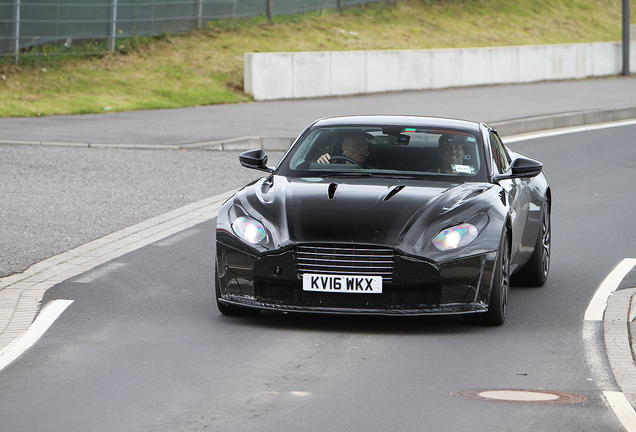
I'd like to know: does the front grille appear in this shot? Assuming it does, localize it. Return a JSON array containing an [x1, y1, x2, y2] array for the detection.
[[296, 245, 394, 282]]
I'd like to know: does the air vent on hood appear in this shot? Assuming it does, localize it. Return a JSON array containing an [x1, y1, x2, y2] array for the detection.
[[328, 183, 338, 200], [383, 185, 405, 202], [443, 187, 489, 212]]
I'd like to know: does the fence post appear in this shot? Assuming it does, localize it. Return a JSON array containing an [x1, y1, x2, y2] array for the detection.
[[622, 0, 630, 76], [337, 0, 343, 13], [14, 0, 20, 64], [267, 0, 273, 23], [198, 0, 203, 29], [109, 0, 118, 51]]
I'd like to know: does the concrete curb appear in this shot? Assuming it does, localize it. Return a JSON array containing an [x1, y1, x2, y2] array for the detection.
[[491, 105, 636, 136], [2, 105, 636, 151], [605, 288, 636, 410]]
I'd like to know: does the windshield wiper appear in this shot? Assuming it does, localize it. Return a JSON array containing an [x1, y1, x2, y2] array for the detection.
[[317, 171, 372, 177], [365, 172, 434, 180], [312, 171, 435, 180]]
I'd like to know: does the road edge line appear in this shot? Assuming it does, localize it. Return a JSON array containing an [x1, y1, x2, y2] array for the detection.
[[0, 299, 73, 373], [604, 391, 636, 431], [585, 259, 636, 321]]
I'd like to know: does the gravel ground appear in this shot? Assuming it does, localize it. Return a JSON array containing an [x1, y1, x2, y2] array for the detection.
[[0, 145, 283, 277]]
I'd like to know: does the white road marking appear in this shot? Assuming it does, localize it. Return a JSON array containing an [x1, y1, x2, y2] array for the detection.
[[604, 391, 636, 431], [581, 259, 636, 432], [585, 259, 636, 321], [504, 119, 636, 143], [0, 299, 73, 373]]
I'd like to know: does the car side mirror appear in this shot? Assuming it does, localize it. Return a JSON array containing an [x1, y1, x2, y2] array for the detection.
[[239, 149, 274, 173], [494, 156, 543, 181]]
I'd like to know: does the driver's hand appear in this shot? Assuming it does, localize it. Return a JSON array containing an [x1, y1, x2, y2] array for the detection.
[[317, 153, 331, 164]]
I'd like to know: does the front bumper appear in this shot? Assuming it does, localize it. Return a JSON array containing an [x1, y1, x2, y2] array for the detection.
[[216, 241, 497, 316]]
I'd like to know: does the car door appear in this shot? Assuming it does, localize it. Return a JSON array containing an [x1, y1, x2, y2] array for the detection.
[[489, 131, 529, 264]]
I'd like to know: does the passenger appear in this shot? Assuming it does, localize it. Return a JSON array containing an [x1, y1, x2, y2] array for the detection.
[[436, 134, 466, 174], [317, 132, 369, 166]]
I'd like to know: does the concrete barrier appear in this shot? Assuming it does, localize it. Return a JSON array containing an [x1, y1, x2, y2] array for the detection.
[[245, 41, 636, 101]]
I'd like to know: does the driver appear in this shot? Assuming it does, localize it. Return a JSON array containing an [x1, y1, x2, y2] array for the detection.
[[317, 132, 369, 166], [436, 133, 467, 174]]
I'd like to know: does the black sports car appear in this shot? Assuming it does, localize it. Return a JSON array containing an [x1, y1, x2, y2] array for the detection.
[[215, 116, 551, 325]]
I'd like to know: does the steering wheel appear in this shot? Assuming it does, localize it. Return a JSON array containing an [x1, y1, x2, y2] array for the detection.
[[329, 155, 362, 168]]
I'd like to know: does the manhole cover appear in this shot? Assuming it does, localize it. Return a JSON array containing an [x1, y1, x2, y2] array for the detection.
[[451, 389, 587, 404]]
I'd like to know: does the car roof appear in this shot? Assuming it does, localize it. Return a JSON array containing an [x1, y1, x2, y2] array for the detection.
[[310, 115, 483, 133]]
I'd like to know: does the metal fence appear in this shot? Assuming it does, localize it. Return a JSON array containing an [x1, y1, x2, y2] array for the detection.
[[0, 0, 387, 59]]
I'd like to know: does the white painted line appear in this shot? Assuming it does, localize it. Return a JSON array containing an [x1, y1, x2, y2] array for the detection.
[[0, 299, 73, 373], [604, 391, 636, 431], [504, 119, 636, 143], [585, 259, 636, 321]]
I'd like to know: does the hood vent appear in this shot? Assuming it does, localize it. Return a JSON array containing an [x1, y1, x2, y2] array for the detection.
[[383, 185, 405, 202], [443, 187, 489, 212], [328, 183, 338, 200]]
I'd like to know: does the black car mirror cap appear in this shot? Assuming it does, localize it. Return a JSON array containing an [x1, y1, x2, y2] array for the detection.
[[239, 149, 274, 173], [494, 157, 543, 181]]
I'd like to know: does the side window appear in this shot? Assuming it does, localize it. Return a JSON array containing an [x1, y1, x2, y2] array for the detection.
[[489, 132, 510, 174]]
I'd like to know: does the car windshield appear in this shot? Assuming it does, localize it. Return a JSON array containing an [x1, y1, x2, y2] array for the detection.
[[277, 125, 485, 181]]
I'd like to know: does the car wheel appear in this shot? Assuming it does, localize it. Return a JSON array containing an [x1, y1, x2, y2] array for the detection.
[[215, 264, 260, 317], [486, 230, 510, 326], [467, 230, 510, 326], [511, 200, 551, 287]]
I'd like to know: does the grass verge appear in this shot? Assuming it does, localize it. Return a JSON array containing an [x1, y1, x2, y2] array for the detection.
[[0, 0, 631, 118]]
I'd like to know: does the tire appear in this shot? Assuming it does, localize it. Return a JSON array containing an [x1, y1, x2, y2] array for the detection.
[[511, 200, 551, 287], [467, 230, 510, 326], [215, 264, 260, 317]]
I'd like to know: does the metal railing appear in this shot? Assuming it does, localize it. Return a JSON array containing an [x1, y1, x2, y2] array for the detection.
[[0, 0, 386, 61]]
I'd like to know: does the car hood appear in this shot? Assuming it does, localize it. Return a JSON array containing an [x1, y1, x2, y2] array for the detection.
[[234, 175, 498, 253]]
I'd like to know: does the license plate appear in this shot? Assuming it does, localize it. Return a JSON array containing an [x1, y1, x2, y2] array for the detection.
[[302, 274, 383, 294]]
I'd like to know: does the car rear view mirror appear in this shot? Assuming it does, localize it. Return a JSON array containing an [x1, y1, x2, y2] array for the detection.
[[494, 156, 543, 181], [510, 157, 543, 177], [239, 149, 274, 173]]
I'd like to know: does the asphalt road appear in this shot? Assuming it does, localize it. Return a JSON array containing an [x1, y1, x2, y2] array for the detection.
[[2, 77, 636, 279], [0, 125, 635, 431]]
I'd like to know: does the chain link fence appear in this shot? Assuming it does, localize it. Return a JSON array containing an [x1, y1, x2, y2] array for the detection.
[[0, 0, 388, 60]]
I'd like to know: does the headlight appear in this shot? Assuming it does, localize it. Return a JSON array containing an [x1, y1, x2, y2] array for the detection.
[[432, 223, 478, 251], [232, 216, 267, 244]]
